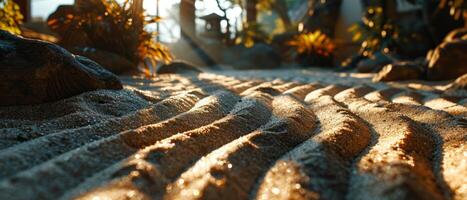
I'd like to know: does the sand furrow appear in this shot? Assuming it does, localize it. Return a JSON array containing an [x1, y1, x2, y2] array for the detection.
[[122, 91, 240, 148], [334, 85, 376, 102], [73, 88, 276, 200], [283, 83, 323, 100], [0, 91, 240, 200], [391, 91, 424, 105], [0, 90, 151, 149], [240, 81, 300, 96], [0, 72, 464, 199], [382, 103, 467, 200], [364, 87, 403, 102], [304, 84, 349, 102], [340, 98, 445, 200], [164, 95, 317, 200], [0, 90, 205, 180], [254, 95, 371, 200], [423, 97, 467, 117], [124, 74, 250, 98]]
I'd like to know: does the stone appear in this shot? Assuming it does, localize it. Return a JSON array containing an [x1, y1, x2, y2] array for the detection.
[[373, 61, 424, 82], [427, 39, 467, 81], [47, 5, 91, 48], [225, 44, 281, 69], [444, 28, 467, 42], [444, 73, 467, 96], [357, 52, 396, 73], [0, 30, 122, 106], [447, 73, 467, 90], [156, 61, 202, 74], [73, 47, 135, 74]]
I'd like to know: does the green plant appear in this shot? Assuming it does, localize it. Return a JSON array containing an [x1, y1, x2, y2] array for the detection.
[[0, 0, 23, 35], [48, 0, 172, 75]]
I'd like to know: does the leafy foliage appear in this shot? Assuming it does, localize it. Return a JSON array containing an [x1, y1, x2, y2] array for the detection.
[[349, 6, 399, 57], [351, 0, 465, 57], [0, 0, 23, 35], [287, 31, 335, 57], [287, 31, 335, 66], [48, 0, 173, 75]]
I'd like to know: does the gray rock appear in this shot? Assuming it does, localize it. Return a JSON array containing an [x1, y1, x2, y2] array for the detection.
[[0, 30, 122, 106]]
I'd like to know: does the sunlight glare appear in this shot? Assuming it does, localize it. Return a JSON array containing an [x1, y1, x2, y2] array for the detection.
[[143, 0, 180, 16]]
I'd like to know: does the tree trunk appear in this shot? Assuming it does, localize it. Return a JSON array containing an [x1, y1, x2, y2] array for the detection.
[[180, 0, 196, 40], [246, 0, 257, 24], [273, 0, 291, 28], [132, 0, 144, 14], [132, 0, 144, 29]]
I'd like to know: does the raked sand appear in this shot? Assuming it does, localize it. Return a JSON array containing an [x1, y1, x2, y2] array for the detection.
[[0, 69, 465, 200]]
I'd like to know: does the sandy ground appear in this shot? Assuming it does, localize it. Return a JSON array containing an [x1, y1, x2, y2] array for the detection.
[[0, 69, 465, 200]]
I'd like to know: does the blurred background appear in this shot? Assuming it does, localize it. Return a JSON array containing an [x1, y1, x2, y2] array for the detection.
[[1, 0, 466, 80]]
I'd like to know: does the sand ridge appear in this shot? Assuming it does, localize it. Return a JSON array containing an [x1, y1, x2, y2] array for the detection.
[[0, 71, 465, 200]]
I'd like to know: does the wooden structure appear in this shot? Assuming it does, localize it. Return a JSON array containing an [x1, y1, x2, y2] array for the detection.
[[199, 13, 225, 39]]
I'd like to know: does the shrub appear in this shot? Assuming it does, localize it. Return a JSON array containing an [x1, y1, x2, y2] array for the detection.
[[48, 0, 173, 75], [0, 0, 23, 35], [287, 31, 335, 66]]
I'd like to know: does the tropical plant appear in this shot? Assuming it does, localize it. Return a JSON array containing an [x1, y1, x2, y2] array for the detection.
[[287, 31, 335, 66], [0, 0, 23, 35], [48, 0, 173, 75], [287, 31, 335, 56]]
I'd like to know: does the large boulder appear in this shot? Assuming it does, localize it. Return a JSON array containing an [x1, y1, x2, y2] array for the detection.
[[73, 47, 135, 74], [47, 5, 90, 48], [0, 30, 122, 106], [373, 61, 425, 82], [427, 39, 467, 81]]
